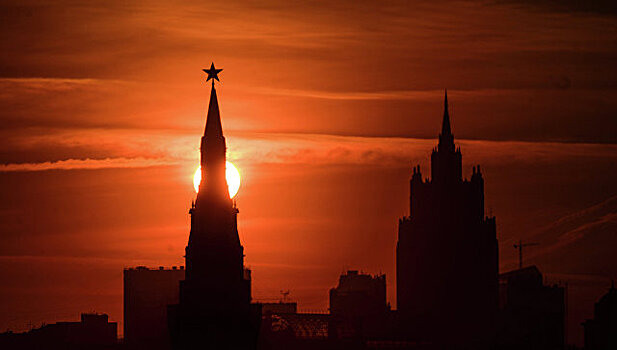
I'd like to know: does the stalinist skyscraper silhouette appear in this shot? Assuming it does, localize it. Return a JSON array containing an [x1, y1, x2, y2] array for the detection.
[[168, 64, 257, 350], [396, 91, 498, 346]]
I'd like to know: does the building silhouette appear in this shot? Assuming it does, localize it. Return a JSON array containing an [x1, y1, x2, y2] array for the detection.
[[259, 310, 331, 350], [261, 302, 298, 315], [0, 313, 117, 350], [329, 270, 387, 317], [123, 266, 185, 349], [396, 91, 499, 345], [497, 265, 565, 349], [328, 270, 389, 340], [583, 282, 617, 350], [167, 74, 258, 349]]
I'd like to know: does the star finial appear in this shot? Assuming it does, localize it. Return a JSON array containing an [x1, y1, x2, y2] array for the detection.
[[203, 62, 222, 86]]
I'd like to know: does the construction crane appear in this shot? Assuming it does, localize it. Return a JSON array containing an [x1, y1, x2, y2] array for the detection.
[[513, 240, 539, 269]]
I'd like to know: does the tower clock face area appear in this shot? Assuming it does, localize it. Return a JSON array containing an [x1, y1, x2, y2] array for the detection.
[[193, 161, 241, 198]]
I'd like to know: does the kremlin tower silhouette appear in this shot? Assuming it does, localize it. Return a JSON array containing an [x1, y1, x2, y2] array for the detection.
[[167, 64, 258, 350], [396, 91, 499, 346]]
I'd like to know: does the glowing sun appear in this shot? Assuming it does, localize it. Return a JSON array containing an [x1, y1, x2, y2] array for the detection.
[[193, 161, 241, 198]]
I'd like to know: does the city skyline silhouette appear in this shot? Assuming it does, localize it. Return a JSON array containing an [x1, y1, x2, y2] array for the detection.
[[1, 64, 615, 349], [2, 1, 617, 348]]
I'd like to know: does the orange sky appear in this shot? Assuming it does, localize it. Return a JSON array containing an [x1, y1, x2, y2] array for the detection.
[[1, 0, 617, 346]]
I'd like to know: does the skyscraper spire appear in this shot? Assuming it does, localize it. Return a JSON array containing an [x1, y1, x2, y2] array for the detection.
[[437, 88, 455, 154], [433, 89, 461, 182], [441, 89, 452, 137]]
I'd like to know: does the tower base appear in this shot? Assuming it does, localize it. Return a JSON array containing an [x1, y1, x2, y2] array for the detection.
[[167, 303, 261, 350]]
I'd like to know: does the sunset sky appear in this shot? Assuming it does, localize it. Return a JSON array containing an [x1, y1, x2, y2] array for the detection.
[[1, 0, 617, 345]]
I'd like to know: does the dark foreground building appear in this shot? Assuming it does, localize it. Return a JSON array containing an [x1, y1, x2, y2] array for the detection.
[[124, 265, 252, 350], [329, 270, 390, 340], [261, 302, 298, 315], [583, 282, 617, 350], [124, 266, 185, 349], [0, 313, 117, 350], [396, 91, 499, 346], [167, 68, 259, 349], [329, 270, 387, 317], [497, 266, 565, 349]]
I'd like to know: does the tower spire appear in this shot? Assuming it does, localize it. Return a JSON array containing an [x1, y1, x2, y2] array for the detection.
[[199, 64, 228, 199], [202, 62, 224, 139], [204, 85, 223, 138]]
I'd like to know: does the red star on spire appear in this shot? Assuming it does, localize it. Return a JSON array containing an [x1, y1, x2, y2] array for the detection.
[[203, 62, 222, 85]]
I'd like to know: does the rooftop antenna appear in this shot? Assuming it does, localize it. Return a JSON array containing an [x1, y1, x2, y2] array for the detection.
[[513, 240, 539, 269], [280, 290, 290, 303]]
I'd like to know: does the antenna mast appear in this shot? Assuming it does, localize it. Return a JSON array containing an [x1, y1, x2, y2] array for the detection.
[[513, 240, 539, 269], [280, 290, 290, 303]]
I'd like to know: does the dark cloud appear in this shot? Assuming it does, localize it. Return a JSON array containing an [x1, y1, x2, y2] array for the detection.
[[495, 0, 617, 16], [2, 1, 617, 143]]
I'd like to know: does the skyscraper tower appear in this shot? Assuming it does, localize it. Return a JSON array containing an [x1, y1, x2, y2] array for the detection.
[[168, 64, 257, 350], [396, 91, 498, 345]]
